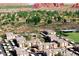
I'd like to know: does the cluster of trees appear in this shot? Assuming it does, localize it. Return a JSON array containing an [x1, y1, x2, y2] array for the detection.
[[0, 10, 79, 27]]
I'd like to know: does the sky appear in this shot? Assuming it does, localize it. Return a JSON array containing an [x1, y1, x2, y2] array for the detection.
[[0, 0, 79, 3]]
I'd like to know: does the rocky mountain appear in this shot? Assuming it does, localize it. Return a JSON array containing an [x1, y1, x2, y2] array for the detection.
[[33, 3, 64, 9], [72, 3, 79, 8]]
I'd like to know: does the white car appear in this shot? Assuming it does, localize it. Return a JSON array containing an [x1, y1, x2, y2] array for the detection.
[[7, 43, 10, 46], [2, 43, 5, 46], [3, 46, 7, 49], [8, 46, 12, 49], [5, 39, 8, 43]]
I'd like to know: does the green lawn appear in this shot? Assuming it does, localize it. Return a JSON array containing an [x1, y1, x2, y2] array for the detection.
[[65, 32, 79, 42]]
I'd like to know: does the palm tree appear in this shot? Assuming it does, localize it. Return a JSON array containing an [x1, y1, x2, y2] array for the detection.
[[17, 11, 28, 18]]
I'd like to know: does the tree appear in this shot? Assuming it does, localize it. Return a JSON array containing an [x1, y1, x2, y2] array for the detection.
[[26, 15, 41, 25], [74, 10, 79, 17], [17, 11, 28, 18], [55, 52, 62, 56], [57, 16, 62, 22], [47, 19, 52, 24], [11, 14, 15, 21], [55, 27, 64, 38]]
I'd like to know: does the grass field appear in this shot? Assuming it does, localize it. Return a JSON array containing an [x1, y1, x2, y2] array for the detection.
[[65, 32, 79, 42], [0, 5, 32, 9]]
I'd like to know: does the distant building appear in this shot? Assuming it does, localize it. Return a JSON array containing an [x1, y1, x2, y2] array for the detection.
[[16, 35, 26, 48], [0, 49, 3, 56], [58, 39, 68, 48], [51, 42, 58, 49], [6, 32, 15, 40]]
